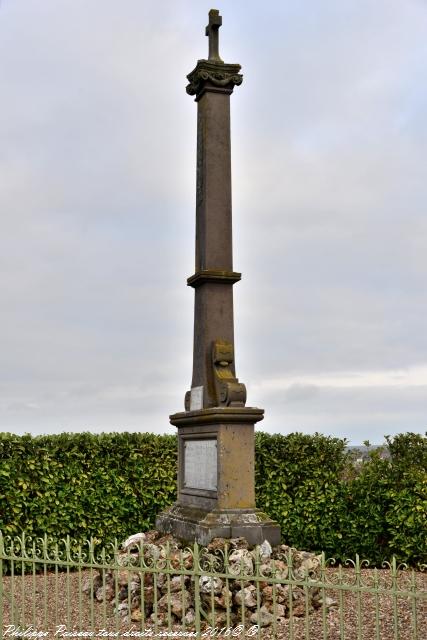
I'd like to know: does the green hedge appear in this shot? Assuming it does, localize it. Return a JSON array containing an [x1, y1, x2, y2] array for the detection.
[[0, 432, 177, 546], [255, 432, 427, 565], [0, 431, 425, 565]]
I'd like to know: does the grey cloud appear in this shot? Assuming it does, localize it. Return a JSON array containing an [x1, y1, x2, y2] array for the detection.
[[0, 0, 425, 440], [282, 384, 320, 404], [257, 384, 427, 444]]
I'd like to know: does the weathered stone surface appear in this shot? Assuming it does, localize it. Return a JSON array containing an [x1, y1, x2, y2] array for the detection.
[[228, 548, 254, 575], [84, 531, 328, 628], [181, 550, 194, 569], [291, 602, 307, 617], [207, 537, 227, 553], [95, 584, 114, 603], [82, 573, 102, 596], [233, 585, 257, 608], [130, 595, 141, 611], [129, 578, 141, 594], [186, 59, 243, 97], [275, 545, 321, 576], [168, 575, 189, 592], [116, 551, 138, 567], [259, 562, 273, 577], [315, 595, 338, 609], [229, 537, 250, 551], [259, 539, 272, 560], [250, 605, 274, 627], [123, 532, 145, 550], [142, 585, 158, 605], [144, 530, 161, 544], [273, 560, 289, 579], [262, 601, 286, 618], [199, 575, 223, 594], [116, 601, 129, 617], [143, 543, 161, 563], [150, 611, 168, 626], [157, 533, 181, 548], [261, 584, 289, 604], [204, 610, 235, 627], [211, 587, 232, 609], [130, 609, 143, 622], [157, 590, 191, 617], [184, 608, 196, 625]]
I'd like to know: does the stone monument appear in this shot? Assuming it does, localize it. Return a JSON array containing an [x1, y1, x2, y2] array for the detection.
[[156, 9, 280, 546]]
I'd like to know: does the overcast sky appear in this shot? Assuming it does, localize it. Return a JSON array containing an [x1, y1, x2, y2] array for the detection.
[[1, 0, 426, 444]]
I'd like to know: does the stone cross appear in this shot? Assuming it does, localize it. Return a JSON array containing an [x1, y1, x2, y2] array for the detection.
[[205, 9, 223, 62], [156, 10, 280, 547]]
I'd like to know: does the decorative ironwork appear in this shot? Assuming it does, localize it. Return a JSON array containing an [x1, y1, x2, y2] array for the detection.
[[0, 531, 426, 637]]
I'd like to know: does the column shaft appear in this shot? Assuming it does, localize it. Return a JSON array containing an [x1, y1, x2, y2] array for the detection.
[[196, 90, 233, 271]]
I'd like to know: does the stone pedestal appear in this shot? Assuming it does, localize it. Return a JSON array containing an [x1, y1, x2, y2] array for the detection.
[[156, 408, 280, 546]]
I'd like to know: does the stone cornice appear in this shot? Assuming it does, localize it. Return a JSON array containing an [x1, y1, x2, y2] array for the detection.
[[186, 59, 243, 98], [187, 269, 241, 288], [170, 406, 264, 427]]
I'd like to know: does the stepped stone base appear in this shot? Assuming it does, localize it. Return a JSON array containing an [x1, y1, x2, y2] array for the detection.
[[156, 503, 281, 547]]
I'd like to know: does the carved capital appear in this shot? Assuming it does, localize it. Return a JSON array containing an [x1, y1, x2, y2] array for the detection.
[[186, 60, 243, 98]]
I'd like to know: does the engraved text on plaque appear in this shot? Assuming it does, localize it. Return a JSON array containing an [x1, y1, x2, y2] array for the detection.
[[184, 439, 217, 491]]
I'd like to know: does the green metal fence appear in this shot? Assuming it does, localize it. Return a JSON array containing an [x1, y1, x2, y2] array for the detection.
[[0, 531, 425, 639]]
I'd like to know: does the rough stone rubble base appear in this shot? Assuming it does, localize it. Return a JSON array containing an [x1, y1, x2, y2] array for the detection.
[[85, 530, 337, 627]]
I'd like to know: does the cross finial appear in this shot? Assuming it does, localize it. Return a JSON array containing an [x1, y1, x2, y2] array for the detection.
[[205, 9, 223, 62]]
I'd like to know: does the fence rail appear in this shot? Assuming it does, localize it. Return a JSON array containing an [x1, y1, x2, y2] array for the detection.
[[0, 532, 426, 640]]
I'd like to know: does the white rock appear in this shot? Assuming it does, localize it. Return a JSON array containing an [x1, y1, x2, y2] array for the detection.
[[199, 575, 223, 594], [233, 585, 257, 608], [130, 579, 141, 595], [184, 608, 196, 625], [143, 543, 161, 564], [228, 549, 254, 575], [116, 601, 129, 617], [259, 539, 272, 560], [122, 532, 146, 550], [321, 596, 338, 608]]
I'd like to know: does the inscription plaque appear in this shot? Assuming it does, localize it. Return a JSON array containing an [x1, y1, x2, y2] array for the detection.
[[190, 386, 203, 411], [184, 439, 217, 491]]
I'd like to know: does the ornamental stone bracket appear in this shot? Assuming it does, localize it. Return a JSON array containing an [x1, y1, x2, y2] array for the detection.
[[212, 339, 247, 408]]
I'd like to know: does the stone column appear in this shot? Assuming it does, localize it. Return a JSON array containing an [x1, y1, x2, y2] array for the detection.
[[156, 10, 280, 546], [189, 86, 240, 409]]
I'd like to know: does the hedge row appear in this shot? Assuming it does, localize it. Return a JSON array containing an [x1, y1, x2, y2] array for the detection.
[[0, 432, 177, 547], [255, 432, 426, 565], [0, 431, 425, 565]]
